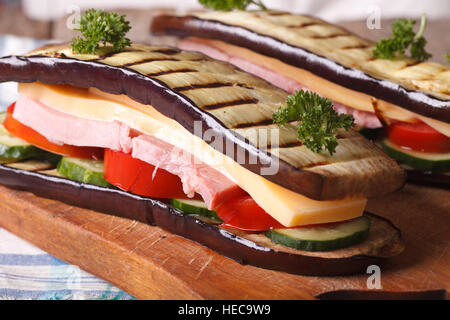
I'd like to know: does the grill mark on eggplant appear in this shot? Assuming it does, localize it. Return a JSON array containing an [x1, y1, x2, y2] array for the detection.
[[92, 48, 149, 61], [311, 33, 349, 39], [187, 58, 211, 62], [267, 11, 291, 16], [265, 139, 304, 150], [93, 51, 123, 61], [202, 98, 259, 110], [236, 83, 255, 90], [151, 48, 181, 55], [300, 161, 331, 169], [123, 58, 179, 67], [340, 44, 371, 50], [275, 141, 303, 149], [146, 68, 198, 77], [232, 119, 274, 129], [173, 82, 233, 92], [397, 60, 422, 70], [286, 22, 320, 28]]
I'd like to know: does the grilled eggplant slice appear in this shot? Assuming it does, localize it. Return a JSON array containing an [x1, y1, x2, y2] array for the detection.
[[0, 43, 404, 200], [0, 161, 404, 276], [151, 10, 450, 123]]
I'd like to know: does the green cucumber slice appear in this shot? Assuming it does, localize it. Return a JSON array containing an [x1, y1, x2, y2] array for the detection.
[[381, 139, 450, 172], [265, 216, 370, 252], [171, 198, 223, 222], [0, 112, 48, 162], [57, 156, 112, 188]]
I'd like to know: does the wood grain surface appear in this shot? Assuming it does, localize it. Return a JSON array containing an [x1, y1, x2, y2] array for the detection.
[[0, 182, 447, 300]]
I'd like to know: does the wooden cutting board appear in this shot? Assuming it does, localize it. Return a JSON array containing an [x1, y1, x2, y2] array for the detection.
[[0, 183, 448, 300]]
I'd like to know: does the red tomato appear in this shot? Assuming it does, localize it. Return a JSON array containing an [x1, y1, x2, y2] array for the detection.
[[216, 195, 285, 231], [4, 103, 104, 160], [104, 149, 193, 199], [387, 121, 450, 153]]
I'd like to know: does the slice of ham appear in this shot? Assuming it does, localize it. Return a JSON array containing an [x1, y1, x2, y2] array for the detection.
[[13, 95, 242, 209], [13, 95, 133, 152], [132, 135, 245, 209], [179, 39, 382, 129]]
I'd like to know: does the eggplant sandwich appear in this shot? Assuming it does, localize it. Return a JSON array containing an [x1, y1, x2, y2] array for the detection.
[[0, 11, 406, 275], [151, 10, 450, 185]]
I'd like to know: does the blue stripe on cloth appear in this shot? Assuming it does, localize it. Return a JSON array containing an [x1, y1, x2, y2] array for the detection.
[[0, 254, 67, 266], [0, 272, 102, 283], [0, 288, 136, 300]]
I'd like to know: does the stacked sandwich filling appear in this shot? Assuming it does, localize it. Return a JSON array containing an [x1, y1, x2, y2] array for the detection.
[[179, 37, 383, 129], [5, 82, 368, 230], [150, 9, 449, 176], [176, 37, 450, 175]]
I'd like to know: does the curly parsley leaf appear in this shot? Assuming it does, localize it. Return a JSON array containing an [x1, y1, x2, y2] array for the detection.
[[373, 14, 432, 61], [71, 9, 131, 54], [273, 90, 355, 155], [446, 53, 450, 63], [198, 0, 266, 11]]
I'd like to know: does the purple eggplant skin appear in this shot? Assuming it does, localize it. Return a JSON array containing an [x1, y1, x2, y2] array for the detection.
[[406, 170, 450, 188], [0, 163, 400, 277], [150, 15, 450, 123]]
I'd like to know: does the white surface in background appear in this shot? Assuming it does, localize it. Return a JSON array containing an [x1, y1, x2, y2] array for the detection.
[[0, 228, 45, 255], [22, 0, 450, 21], [0, 36, 52, 109]]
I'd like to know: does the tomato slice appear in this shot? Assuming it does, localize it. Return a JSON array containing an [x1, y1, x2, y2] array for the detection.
[[104, 149, 194, 199], [216, 195, 285, 231], [387, 121, 450, 153], [4, 103, 104, 160]]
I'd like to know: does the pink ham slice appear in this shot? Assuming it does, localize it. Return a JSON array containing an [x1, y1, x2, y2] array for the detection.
[[132, 135, 245, 209], [13, 95, 133, 152], [179, 39, 382, 129], [13, 95, 242, 209]]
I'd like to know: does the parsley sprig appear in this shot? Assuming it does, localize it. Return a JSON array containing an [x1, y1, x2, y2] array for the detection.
[[71, 9, 131, 55], [198, 0, 266, 11], [373, 14, 432, 61], [273, 90, 355, 155], [446, 53, 450, 63]]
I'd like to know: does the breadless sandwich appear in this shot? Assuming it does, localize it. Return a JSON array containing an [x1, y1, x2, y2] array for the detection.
[[0, 10, 405, 276], [151, 8, 450, 185]]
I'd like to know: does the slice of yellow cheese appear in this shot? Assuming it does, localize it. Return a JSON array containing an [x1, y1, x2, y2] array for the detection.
[[18, 82, 367, 227], [188, 37, 450, 138]]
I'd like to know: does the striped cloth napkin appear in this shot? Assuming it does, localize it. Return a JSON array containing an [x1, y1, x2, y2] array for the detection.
[[0, 35, 134, 300], [0, 228, 135, 300]]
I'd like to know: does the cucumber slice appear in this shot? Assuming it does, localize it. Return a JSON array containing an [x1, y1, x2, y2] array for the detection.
[[32, 152, 62, 165], [381, 139, 450, 172], [265, 216, 370, 252], [57, 157, 112, 188], [0, 112, 47, 161], [171, 198, 223, 222]]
